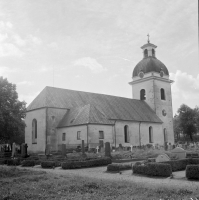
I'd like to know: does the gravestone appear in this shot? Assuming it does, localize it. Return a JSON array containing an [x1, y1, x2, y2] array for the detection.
[[156, 153, 171, 162], [62, 144, 66, 156], [96, 146, 99, 153], [105, 142, 111, 157], [21, 143, 28, 158], [130, 145, 133, 152], [82, 140, 86, 156], [171, 147, 186, 159], [164, 142, 168, 151], [45, 144, 51, 155], [11, 143, 16, 158]]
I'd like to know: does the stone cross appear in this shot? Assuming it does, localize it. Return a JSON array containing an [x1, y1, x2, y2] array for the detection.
[[130, 145, 133, 152], [96, 146, 99, 153]]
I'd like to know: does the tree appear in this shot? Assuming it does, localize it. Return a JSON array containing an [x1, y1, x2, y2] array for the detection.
[[173, 114, 181, 141], [0, 76, 26, 144], [176, 104, 197, 141]]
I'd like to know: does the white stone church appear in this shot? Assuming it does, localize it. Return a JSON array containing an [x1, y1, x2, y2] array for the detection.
[[25, 40, 174, 153]]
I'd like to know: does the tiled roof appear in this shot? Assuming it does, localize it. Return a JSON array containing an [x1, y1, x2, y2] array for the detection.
[[27, 86, 162, 123], [57, 104, 114, 127]]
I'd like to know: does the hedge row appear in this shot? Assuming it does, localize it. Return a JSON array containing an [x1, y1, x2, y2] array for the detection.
[[7, 159, 21, 166], [107, 163, 132, 172], [41, 161, 61, 168], [132, 162, 172, 177], [62, 157, 112, 169], [21, 160, 35, 167], [186, 165, 199, 180], [160, 158, 199, 172]]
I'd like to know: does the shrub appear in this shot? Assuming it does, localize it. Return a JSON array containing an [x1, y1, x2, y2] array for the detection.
[[186, 165, 199, 179], [21, 160, 35, 167], [132, 163, 172, 177], [62, 157, 111, 169], [41, 161, 60, 168], [0, 159, 6, 165], [189, 158, 199, 165], [160, 159, 190, 172], [107, 163, 132, 172], [7, 159, 21, 166], [34, 160, 41, 165]]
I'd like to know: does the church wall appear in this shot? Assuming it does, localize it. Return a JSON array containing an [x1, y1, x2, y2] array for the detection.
[[88, 124, 114, 148], [47, 108, 68, 152], [25, 108, 46, 153], [154, 80, 174, 144], [57, 125, 87, 149], [115, 121, 164, 147], [140, 122, 164, 145]]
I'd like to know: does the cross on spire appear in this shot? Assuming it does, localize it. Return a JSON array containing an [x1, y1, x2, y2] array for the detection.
[[147, 34, 150, 43]]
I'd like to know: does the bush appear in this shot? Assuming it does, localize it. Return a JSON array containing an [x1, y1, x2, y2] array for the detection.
[[21, 160, 35, 167], [7, 159, 21, 166], [186, 165, 199, 179], [107, 163, 132, 172], [34, 160, 41, 165], [133, 163, 172, 177], [160, 159, 190, 172], [189, 158, 199, 165], [0, 159, 6, 165], [62, 157, 112, 169], [41, 161, 60, 168]]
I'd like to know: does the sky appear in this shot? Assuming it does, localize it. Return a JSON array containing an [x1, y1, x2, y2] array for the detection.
[[0, 0, 198, 115]]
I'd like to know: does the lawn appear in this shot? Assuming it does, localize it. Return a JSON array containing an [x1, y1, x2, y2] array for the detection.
[[0, 166, 199, 200]]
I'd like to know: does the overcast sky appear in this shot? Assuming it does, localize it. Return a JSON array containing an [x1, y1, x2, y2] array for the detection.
[[0, 0, 198, 115]]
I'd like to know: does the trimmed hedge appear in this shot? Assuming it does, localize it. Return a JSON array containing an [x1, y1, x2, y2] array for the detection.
[[133, 163, 172, 177], [21, 160, 35, 167], [62, 157, 112, 169], [0, 159, 6, 165], [41, 161, 60, 168], [186, 165, 199, 179], [160, 158, 199, 172], [107, 163, 132, 172], [160, 159, 190, 172], [7, 159, 21, 166]]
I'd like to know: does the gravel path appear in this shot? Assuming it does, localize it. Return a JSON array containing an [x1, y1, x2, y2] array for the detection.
[[15, 163, 199, 191]]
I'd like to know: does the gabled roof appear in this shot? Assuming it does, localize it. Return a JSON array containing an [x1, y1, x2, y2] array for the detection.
[[27, 86, 162, 123], [58, 104, 114, 127]]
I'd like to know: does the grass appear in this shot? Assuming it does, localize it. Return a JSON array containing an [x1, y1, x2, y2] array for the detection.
[[0, 166, 199, 200]]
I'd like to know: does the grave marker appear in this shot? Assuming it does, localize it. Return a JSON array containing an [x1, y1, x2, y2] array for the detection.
[[156, 153, 170, 162], [96, 146, 99, 153], [171, 147, 186, 159], [105, 142, 111, 157]]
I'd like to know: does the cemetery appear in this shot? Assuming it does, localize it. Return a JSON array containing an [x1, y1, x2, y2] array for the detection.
[[1, 140, 199, 181]]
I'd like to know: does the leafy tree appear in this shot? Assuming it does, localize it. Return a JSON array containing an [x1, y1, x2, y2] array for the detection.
[[176, 104, 198, 141], [173, 114, 181, 141], [0, 76, 26, 144]]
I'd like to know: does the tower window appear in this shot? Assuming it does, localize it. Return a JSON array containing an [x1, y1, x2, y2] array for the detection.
[[152, 49, 155, 57], [32, 119, 37, 144], [149, 126, 153, 143], [161, 88, 166, 100], [144, 49, 148, 58], [140, 89, 146, 100], [62, 133, 66, 141], [164, 128, 168, 143], [124, 125, 130, 143]]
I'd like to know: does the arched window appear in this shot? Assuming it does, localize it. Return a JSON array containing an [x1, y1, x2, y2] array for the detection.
[[124, 125, 130, 143], [149, 126, 153, 143], [161, 88, 166, 100], [152, 49, 155, 57], [32, 119, 37, 144], [144, 49, 148, 58], [164, 128, 168, 143], [62, 133, 66, 141], [140, 89, 146, 100]]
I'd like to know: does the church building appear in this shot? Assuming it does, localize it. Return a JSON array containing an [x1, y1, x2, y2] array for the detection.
[[25, 39, 174, 153]]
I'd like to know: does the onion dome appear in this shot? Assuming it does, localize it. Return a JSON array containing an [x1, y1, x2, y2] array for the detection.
[[132, 35, 169, 77]]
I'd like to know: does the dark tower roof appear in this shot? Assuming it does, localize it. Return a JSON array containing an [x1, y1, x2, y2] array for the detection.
[[133, 57, 169, 77]]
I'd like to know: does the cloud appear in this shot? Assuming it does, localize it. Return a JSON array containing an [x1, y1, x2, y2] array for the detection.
[[170, 70, 199, 113], [18, 91, 40, 105], [0, 66, 17, 77], [73, 57, 107, 73], [17, 81, 34, 86]]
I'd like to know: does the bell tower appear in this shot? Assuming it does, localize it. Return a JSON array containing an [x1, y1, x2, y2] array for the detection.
[[129, 36, 174, 144]]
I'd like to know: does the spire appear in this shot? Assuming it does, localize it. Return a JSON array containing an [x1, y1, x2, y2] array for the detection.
[[147, 34, 150, 43]]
